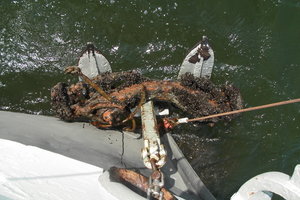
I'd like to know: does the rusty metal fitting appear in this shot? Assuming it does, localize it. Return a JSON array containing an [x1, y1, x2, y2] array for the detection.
[[147, 170, 165, 200], [163, 118, 179, 129]]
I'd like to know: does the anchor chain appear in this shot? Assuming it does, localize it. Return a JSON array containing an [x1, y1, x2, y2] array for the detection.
[[141, 101, 168, 199], [142, 138, 166, 170], [147, 159, 165, 200]]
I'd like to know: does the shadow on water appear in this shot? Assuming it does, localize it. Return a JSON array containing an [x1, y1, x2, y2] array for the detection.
[[1, 0, 300, 199]]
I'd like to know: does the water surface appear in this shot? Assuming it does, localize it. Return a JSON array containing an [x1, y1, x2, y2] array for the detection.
[[1, 0, 300, 199]]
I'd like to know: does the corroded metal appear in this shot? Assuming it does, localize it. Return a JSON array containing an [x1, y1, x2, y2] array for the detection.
[[110, 167, 175, 200], [51, 67, 243, 130]]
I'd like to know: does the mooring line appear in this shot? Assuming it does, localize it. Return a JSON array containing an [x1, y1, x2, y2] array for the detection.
[[177, 98, 300, 124], [79, 71, 113, 102]]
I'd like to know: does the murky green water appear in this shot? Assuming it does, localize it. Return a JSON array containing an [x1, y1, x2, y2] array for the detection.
[[1, 0, 300, 199]]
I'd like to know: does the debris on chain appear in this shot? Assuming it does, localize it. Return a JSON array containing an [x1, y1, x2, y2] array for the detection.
[[51, 70, 243, 129]]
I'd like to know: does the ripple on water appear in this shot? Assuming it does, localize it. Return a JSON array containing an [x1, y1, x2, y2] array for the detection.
[[1, 1, 300, 199]]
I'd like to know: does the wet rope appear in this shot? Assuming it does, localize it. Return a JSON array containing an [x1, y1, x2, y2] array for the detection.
[[78, 70, 113, 102], [177, 98, 300, 124]]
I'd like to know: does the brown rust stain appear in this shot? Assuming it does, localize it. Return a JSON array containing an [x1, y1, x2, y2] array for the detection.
[[110, 167, 176, 200], [51, 71, 243, 128], [208, 99, 218, 107]]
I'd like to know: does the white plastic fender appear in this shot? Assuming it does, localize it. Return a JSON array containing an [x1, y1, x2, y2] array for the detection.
[[231, 165, 300, 200]]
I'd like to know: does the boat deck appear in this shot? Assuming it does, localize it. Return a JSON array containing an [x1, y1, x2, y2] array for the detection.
[[0, 111, 215, 200]]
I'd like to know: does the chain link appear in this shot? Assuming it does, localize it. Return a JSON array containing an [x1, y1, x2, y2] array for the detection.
[[141, 138, 166, 169], [147, 159, 165, 200]]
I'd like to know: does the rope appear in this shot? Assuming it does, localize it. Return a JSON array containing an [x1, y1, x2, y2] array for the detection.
[[180, 98, 300, 123], [79, 71, 113, 102]]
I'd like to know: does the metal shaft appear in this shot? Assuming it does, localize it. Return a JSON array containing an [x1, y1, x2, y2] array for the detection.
[[187, 98, 300, 123]]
